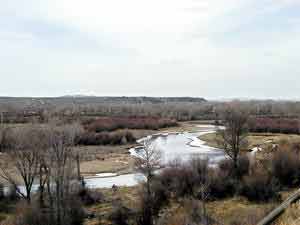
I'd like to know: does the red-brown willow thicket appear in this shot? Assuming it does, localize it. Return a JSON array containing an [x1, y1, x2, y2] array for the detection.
[[248, 117, 300, 134], [83, 116, 178, 132]]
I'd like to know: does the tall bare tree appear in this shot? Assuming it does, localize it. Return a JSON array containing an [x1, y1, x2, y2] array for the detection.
[[0, 113, 4, 199], [218, 105, 249, 177], [46, 123, 81, 225], [134, 138, 161, 225], [135, 138, 161, 196], [0, 126, 46, 203], [190, 158, 211, 225], [0, 116, 9, 152]]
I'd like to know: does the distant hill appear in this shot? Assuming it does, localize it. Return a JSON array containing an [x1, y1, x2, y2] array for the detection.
[[58, 96, 207, 103], [0, 96, 207, 111]]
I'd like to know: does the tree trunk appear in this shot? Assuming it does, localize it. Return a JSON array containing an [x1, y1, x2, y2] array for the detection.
[[76, 153, 81, 181], [0, 183, 3, 199], [56, 180, 62, 225], [25, 185, 31, 204]]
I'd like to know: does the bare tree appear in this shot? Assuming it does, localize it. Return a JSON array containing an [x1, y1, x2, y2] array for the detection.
[[0, 117, 9, 152], [0, 112, 4, 200], [0, 115, 4, 199], [46, 123, 80, 225], [0, 126, 45, 203], [218, 105, 249, 177], [190, 158, 211, 225], [37, 139, 52, 208], [134, 138, 161, 225], [135, 138, 161, 196]]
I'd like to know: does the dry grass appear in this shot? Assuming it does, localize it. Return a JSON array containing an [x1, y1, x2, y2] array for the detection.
[[199, 132, 221, 149], [274, 203, 300, 225], [200, 132, 300, 150], [85, 186, 140, 225], [84, 186, 281, 225], [206, 197, 277, 225], [80, 153, 134, 176], [156, 196, 277, 225]]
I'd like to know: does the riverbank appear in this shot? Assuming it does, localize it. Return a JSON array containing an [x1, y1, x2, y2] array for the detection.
[[0, 121, 215, 190], [199, 131, 300, 155], [80, 121, 218, 178]]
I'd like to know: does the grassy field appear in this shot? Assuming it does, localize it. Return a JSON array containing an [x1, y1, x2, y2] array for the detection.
[[84, 186, 140, 225], [82, 186, 299, 225], [200, 131, 300, 150], [80, 153, 134, 176], [274, 203, 300, 225]]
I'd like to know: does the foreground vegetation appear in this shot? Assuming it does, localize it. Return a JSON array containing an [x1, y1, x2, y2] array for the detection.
[[0, 100, 300, 224]]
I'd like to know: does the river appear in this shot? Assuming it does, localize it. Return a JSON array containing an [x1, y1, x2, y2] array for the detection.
[[7, 125, 225, 195], [86, 124, 225, 189]]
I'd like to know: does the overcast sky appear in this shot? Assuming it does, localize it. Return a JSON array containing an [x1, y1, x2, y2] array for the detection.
[[1, 0, 300, 99]]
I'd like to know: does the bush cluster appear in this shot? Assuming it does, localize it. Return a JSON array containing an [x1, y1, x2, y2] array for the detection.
[[157, 159, 210, 199], [154, 156, 281, 203], [218, 155, 250, 178], [209, 170, 237, 199], [84, 116, 178, 132], [77, 130, 136, 145], [11, 198, 85, 225], [78, 188, 105, 206], [271, 148, 300, 187], [109, 205, 131, 225], [240, 170, 279, 202]]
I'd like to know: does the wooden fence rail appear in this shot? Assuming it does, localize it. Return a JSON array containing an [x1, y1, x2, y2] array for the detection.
[[257, 189, 300, 225]]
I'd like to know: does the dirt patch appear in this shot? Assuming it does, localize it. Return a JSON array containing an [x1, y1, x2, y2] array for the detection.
[[80, 153, 134, 176]]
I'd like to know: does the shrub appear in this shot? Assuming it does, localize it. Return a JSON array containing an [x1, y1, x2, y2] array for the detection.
[[136, 195, 154, 225], [151, 179, 170, 216], [6, 185, 19, 202], [157, 158, 243, 200], [208, 170, 236, 199], [240, 170, 279, 202], [66, 198, 86, 225], [109, 205, 131, 225], [78, 188, 105, 206], [12, 202, 54, 225], [219, 156, 249, 178], [237, 155, 250, 177], [158, 165, 195, 198], [156, 159, 212, 200], [189, 158, 210, 184], [77, 130, 136, 146], [12, 198, 85, 225], [156, 199, 218, 225], [271, 149, 300, 187]]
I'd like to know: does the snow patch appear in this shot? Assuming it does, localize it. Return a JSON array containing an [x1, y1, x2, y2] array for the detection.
[[95, 173, 118, 178]]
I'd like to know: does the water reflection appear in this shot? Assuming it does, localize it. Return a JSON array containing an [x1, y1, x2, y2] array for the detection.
[[9, 125, 225, 195]]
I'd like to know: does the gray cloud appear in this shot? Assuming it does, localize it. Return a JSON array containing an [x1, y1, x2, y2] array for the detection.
[[0, 0, 299, 99]]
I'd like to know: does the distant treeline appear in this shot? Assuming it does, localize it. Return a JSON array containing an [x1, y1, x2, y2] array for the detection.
[[1, 97, 300, 124], [248, 117, 300, 134], [0, 96, 207, 108]]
